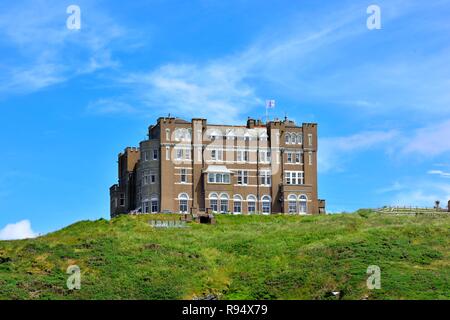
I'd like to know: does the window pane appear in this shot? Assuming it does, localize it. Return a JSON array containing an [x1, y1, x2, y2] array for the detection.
[[210, 199, 218, 212]]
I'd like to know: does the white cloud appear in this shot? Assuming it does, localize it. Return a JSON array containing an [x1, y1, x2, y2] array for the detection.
[[377, 176, 450, 207], [376, 181, 405, 194], [86, 98, 137, 115], [401, 119, 450, 156], [118, 63, 262, 123], [391, 182, 450, 207], [0, 0, 131, 95], [0, 220, 37, 240], [427, 170, 450, 178], [95, 0, 450, 122], [319, 130, 397, 172]]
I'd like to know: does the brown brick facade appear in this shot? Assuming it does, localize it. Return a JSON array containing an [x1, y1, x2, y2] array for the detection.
[[110, 117, 325, 217]]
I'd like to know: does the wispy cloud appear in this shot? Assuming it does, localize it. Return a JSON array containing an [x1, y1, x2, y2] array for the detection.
[[0, 220, 37, 240], [376, 181, 405, 194], [390, 182, 450, 207], [0, 0, 133, 95], [91, 0, 450, 122], [118, 63, 262, 123], [86, 98, 137, 115], [90, 4, 374, 121], [427, 170, 450, 178], [319, 130, 397, 172], [401, 119, 450, 156]]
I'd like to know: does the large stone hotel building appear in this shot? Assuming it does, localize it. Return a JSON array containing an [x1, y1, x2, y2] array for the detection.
[[110, 116, 325, 217]]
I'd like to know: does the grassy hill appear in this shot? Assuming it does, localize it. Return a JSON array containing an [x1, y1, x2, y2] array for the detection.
[[0, 210, 449, 300]]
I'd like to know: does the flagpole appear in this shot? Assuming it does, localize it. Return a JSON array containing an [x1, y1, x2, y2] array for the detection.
[[265, 99, 275, 123]]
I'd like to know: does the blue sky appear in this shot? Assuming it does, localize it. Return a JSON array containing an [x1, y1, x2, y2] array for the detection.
[[1, 0, 450, 237]]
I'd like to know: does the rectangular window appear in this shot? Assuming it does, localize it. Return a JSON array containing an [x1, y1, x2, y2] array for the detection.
[[143, 151, 148, 161], [180, 169, 187, 183], [287, 152, 293, 163], [285, 171, 304, 185], [309, 151, 313, 165], [211, 149, 223, 161], [119, 193, 125, 206], [143, 201, 149, 213], [237, 170, 248, 185], [150, 173, 156, 184], [308, 134, 313, 146], [143, 171, 149, 185], [166, 146, 170, 160], [237, 150, 249, 162], [259, 150, 271, 163], [285, 172, 291, 185], [295, 152, 301, 163], [260, 171, 271, 186], [292, 172, 297, 184], [152, 149, 158, 160], [151, 200, 158, 213], [208, 173, 230, 184]]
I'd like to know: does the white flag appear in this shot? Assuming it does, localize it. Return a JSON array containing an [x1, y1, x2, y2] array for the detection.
[[266, 100, 275, 108]]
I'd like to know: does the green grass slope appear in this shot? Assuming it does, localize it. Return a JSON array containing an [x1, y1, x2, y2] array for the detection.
[[0, 211, 449, 300]]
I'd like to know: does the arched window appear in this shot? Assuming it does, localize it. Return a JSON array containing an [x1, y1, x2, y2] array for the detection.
[[209, 193, 218, 213], [233, 195, 243, 214], [261, 195, 271, 214], [247, 195, 256, 214], [288, 194, 297, 214], [292, 134, 297, 144], [299, 195, 308, 214], [151, 195, 159, 213], [174, 128, 192, 142], [220, 193, 229, 213], [179, 193, 189, 213], [297, 133, 303, 144], [285, 133, 291, 144]]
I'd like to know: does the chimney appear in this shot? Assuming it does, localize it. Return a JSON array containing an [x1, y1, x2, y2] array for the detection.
[[247, 117, 256, 128]]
